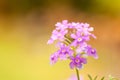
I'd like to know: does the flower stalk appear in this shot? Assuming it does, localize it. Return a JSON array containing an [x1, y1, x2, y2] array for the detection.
[[76, 68, 80, 80]]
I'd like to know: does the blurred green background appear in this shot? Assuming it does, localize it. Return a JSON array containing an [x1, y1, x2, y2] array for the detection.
[[0, 0, 120, 80]]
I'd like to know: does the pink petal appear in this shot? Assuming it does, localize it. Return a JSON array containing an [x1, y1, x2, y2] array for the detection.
[[71, 34, 77, 39]]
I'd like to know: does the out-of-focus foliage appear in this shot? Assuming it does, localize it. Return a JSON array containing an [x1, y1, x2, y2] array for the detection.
[[0, 0, 120, 14], [88, 75, 119, 80], [70, 0, 120, 14], [0, 0, 47, 13], [70, 0, 96, 12]]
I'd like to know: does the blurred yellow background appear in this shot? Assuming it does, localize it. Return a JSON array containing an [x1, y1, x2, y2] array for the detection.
[[0, 0, 120, 80]]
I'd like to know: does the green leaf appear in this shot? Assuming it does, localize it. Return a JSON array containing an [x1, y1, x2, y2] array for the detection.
[[94, 76, 98, 80], [88, 74, 92, 80], [101, 77, 105, 80]]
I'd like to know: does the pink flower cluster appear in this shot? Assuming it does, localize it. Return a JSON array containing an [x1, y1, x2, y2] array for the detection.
[[47, 20, 98, 69]]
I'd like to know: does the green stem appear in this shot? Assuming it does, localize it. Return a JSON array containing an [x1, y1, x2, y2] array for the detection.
[[65, 37, 72, 43], [76, 68, 80, 80]]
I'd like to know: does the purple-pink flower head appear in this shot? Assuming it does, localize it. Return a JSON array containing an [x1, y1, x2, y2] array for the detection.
[[69, 54, 87, 69], [47, 29, 68, 44], [47, 20, 98, 69], [86, 45, 98, 59], [55, 20, 68, 30], [50, 52, 58, 64], [57, 44, 73, 60], [71, 31, 90, 47], [76, 42, 87, 53], [76, 23, 93, 35]]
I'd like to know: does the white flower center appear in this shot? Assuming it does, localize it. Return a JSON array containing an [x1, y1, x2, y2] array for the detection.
[[62, 49, 65, 52], [78, 38, 82, 41], [75, 59, 80, 63]]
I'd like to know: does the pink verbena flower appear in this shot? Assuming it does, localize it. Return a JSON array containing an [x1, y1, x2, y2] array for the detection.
[[47, 20, 98, 69], [69, 54, 87, 69], [50, 52, 58, 64], [55, 20, 68, 30], [47, 29, 68, 44], [85, 45, 98, 59], [71, 31, 89, 47], [75, 23, 94, 36], [57, 44, 73, 60]]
